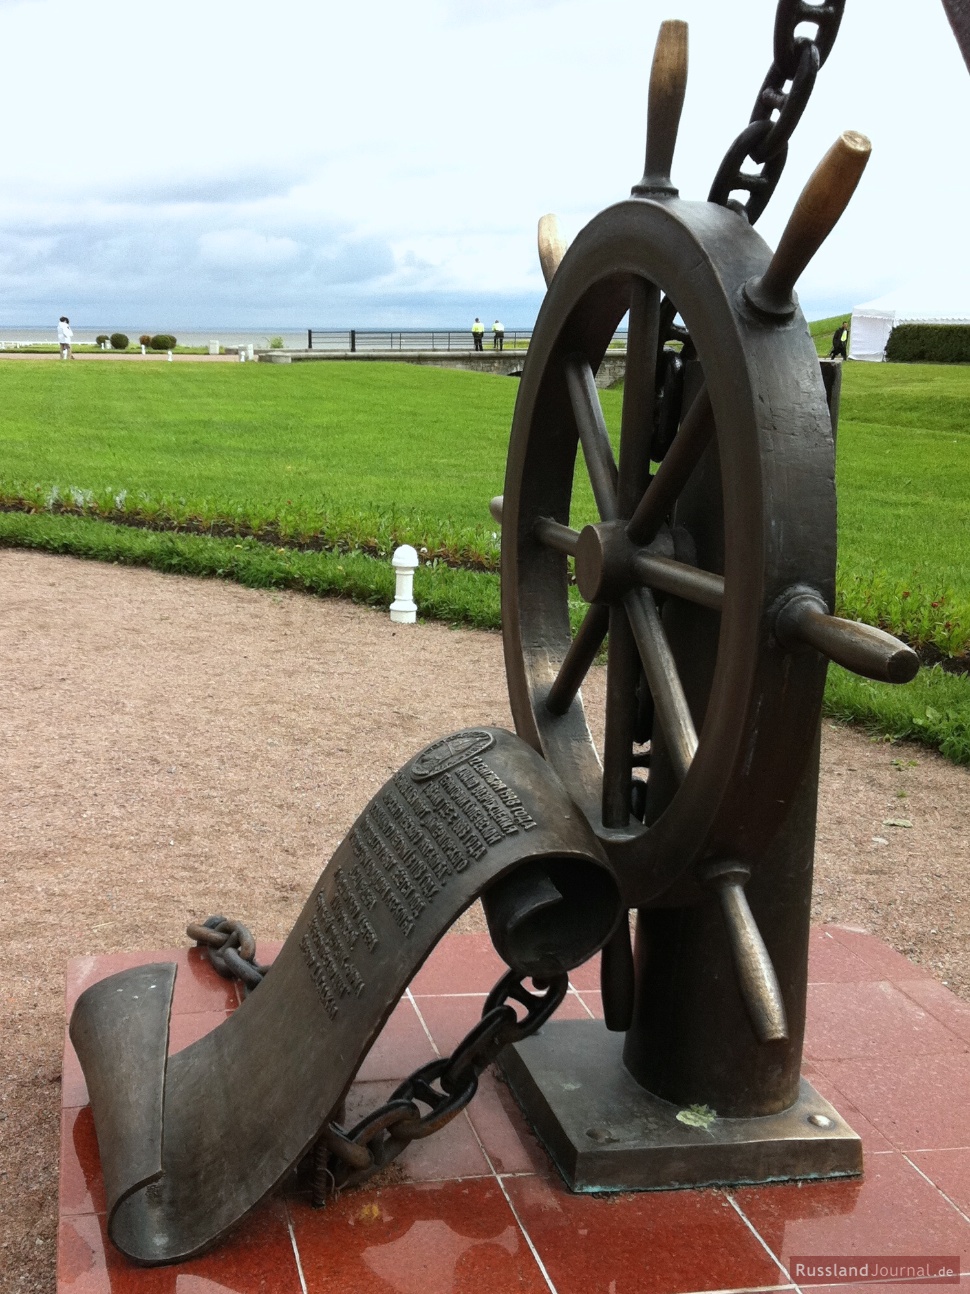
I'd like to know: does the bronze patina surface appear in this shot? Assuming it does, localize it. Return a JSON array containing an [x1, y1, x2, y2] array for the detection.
[[70, 728, 621, 1264], [68, 0, 929, 1263]]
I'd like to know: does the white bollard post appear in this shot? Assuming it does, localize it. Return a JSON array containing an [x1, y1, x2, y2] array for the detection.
[[167, 350, 173, 362], [247, 343, 255, 361], [239, 349, 246, 362], [390, 545, 419, 624], [141, 344, 146, 355]]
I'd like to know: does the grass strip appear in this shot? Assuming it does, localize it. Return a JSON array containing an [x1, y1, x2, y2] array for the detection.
[[0, 509, 501, 630], [2, 509, 967, 766], [825, 664, 970, 765]]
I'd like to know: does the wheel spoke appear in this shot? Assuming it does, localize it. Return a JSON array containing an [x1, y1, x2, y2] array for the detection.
[[534, 516, 580, 555], [617, 278, 662, 517], [601, 605, 640, 828], [624, 588, 697, 782], [631, 551, 724, 610], [564, 356, 618, 521], [626, 385, 714, 545], [546, 602, 610, 716]]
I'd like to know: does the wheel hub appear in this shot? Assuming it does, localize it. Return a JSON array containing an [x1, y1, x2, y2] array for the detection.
[[574, 521, 636, 604]]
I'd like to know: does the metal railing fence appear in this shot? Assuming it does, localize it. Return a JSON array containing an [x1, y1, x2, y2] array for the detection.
[[306, 329, 538, 351]]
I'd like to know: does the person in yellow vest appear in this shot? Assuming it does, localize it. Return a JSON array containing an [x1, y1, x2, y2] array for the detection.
[[829, 320, 849, 360], [492, 319, 505, 350], [471, 317, 485, 351]]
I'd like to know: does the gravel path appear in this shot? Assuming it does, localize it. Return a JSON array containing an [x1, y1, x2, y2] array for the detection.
[[2, 549, 968, 1291]]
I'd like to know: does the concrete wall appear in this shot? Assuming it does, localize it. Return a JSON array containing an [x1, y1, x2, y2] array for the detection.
[[258, 348, 626, 388]]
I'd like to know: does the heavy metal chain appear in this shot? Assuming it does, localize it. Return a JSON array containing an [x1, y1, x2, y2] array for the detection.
[[187, 915, 568, 1202], [707, 0, 846, 224], [187, 915, 269, 991], [312, 969, 567, 1203]]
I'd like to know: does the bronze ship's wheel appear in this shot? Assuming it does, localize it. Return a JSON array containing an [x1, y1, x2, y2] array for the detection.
[[500, 24, 915, 920], [502, 195, 838, 908]]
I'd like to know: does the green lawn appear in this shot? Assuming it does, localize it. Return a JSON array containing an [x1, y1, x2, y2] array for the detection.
[[0, 357, 967, 761], [0, 361, 512, 566]]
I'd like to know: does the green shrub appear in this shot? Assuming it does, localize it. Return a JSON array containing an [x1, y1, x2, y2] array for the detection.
[[109, 333, 129, 350], [95, 335, 109, 346], [269, 336, 285, 349], [885, 324, 970, 364], [150, 334, 177, 351]]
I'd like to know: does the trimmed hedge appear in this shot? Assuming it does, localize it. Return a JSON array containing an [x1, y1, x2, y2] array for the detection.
[[109, 333, 129, 350], [886, 324, 970, 364], [150, 334, 178, 351]]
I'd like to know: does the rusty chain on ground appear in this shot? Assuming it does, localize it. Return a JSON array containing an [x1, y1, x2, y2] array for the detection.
[[187, 915, 269, 991], [707, 0, 846, 224], [187, 915, 568, 1203]]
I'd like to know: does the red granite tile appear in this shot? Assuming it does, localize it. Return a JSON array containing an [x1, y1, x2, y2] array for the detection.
[[65, 948, 239, 1018], [289, 1178, 549, 1294], [409, 933, 507, 996], [804, 982, 968, 1063], [504, 1173, 785, 1293], [822, 926, 934, 985], [172, 947, 243, 1013], [58, 1200, 301, 1292], [909, 1149, 970, 1218], [797, 1280, 968, 1292], [357, 998, 438, 1082], [339, 1081, 491, 1183], [898, 980, 970, 1048], [413, 988, 591, 1059], [805, 1068, 895, 1155], [733, 1152, 970, 1272], [808, 928, 885, 983], [822, 1052, 970, 1151], [463, 1070, 550, 1177], [60, 1105, 106, 1216], [577, 989, 604, 1019], [168, 1009, 232, 1055], [62, 1027, 89, 1109], [568, 953, 601, 992]]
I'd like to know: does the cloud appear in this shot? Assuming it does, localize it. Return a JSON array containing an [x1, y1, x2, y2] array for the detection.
[[0, 197, 397, 326], [103, 167, 309, 207], [197, 229, 300, 270]]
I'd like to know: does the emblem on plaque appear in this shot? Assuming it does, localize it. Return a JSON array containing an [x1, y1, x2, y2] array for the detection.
[[409, 728, 496, 780]]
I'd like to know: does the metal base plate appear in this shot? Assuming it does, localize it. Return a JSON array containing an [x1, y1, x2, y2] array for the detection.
[[500, 1020, 862, 1192]]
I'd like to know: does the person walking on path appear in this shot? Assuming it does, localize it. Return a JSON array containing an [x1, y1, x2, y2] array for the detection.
[[471, 317, 485, 351], [57, 316, 74, 360], [829, 320, 849, 360], [492, 319, 505, 350]]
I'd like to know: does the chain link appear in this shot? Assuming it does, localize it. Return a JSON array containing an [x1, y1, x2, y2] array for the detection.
[[312, 969, 569, 1203], [187, 915, 269, 991], [708, 0, 845, 224], [186, 915, 569, 1203]]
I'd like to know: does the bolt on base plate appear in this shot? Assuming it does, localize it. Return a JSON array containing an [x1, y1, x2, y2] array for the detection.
[[500, 1020, 862, 1193]]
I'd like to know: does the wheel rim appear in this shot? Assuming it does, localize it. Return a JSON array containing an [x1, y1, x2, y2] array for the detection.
[[502, 197, 836, 906]]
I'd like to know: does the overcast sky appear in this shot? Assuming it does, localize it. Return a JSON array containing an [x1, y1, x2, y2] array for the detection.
[[0, 0, 966, 329]]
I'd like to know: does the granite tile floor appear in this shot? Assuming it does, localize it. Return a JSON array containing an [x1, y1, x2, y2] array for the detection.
[[59, 927, 970, 1293]]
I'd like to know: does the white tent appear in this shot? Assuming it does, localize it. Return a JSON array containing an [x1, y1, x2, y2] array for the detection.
[[850, 274, 970, 362]]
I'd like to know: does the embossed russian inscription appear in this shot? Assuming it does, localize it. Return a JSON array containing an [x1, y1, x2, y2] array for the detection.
[[302, 732, 535, 1017]]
